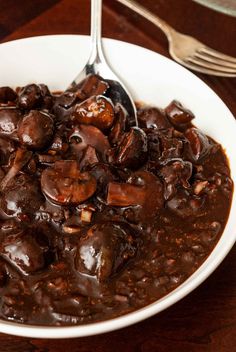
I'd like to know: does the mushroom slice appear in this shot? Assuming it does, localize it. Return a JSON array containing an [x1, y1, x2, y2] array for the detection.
[[109, 103, 127, 145], [0, 167, 5, 181], [138, 106, 171, 130], [41, 160, 97, 206], [107, 171, 164, 218], [0, 147, 32, 191], [107, 183, 146, 207], [185, 127, 211, 162], [89, 163, 119, 196], [79, 145, 99, 170], [0, 137, 15, 165], [165, 100, 194, 131], [53, 91, 78, 121], [75, 74, 109, 100], [68, 124, 110, 158]]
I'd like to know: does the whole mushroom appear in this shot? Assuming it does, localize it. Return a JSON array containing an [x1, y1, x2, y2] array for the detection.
[[17, 110, 54, 150], [76, 222, 137, 281], [0, 87, 17, 104], [0, 224, 55, 274], [160, 159, 192, 200], [0, 173, 43, 219], [18, 83, 52, 110], [71, 95, 115, 131], [0, 108, 21, 139], [18, 84, 42, 110], [111, 127, 148, 170]]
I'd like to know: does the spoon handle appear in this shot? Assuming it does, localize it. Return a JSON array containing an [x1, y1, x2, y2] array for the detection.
[[88, 0, 105, 66]]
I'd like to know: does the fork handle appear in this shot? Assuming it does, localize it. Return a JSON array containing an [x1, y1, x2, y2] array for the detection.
[[117, 0, 175, 40]]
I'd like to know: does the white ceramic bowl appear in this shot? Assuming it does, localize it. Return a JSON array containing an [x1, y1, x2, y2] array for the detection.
[[0, 35, 235, 338]]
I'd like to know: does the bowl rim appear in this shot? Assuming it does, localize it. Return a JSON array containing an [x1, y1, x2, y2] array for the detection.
[[0, 34, 235, 339]]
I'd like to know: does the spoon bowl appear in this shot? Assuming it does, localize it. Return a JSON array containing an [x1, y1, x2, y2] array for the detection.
[[70, 0, 138, 126]]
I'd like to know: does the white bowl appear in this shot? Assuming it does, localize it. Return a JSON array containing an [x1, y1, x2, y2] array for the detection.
[[0, 35, 235, 338]]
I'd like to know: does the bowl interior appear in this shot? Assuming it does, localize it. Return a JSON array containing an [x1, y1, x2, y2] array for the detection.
[[0, 35, 235, 338]]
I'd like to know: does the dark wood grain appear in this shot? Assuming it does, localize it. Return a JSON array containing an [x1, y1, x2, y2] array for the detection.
[[0, 0, 235, 350], [0, 0, 60, 41]]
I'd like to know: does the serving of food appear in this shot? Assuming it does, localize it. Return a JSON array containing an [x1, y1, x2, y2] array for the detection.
[[0, 35, 235, 338], [0, 72, 233, 326]]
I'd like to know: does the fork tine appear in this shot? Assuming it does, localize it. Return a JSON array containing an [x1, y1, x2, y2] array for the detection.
[[199, 47, 236, 64], [195, 52, 236, 70], [182, 59, 236, 77], [186, 56, 236, 74]]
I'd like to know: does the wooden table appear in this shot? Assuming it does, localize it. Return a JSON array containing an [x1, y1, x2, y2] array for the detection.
[[0, 0, 236, 350]]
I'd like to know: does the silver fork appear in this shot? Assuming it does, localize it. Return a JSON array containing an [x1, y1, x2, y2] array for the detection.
[[117, 0, 236, 77]]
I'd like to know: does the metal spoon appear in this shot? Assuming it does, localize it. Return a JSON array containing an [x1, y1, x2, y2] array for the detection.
[[70, 0, 137, 126]]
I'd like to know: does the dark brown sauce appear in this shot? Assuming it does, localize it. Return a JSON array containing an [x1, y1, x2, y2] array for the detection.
[[0, 76, 233, 326]]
